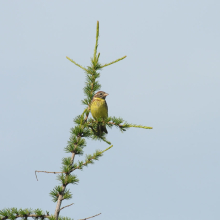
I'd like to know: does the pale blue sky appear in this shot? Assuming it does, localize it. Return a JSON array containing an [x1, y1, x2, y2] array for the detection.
[[0, 1, 220, 220]]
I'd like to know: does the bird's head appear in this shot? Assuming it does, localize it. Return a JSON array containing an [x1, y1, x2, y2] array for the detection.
[[93, 91, 109, 100]]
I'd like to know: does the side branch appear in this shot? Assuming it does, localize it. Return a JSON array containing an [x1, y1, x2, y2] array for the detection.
[[72, 145, 113, 171], [0, 214, 50, 220], [66, 56, 87, 72], [79, 213, 101, 220], [107, 122, 153, 129], [100, 55, 127, 68]]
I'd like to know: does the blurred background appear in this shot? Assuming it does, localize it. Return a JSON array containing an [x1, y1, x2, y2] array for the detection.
[[0, 1, 220, 220]]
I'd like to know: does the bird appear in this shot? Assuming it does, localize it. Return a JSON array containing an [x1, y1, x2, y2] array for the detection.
[[90, 91, 109, 134]]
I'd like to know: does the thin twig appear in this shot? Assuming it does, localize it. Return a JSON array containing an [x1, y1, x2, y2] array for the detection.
[[84, 107, 90, 122], [36, 170, 64, 174], [79, 213, 101, 220], [35, 170, 64, 181], [60, 203, 74, 211], [100, 55, 127, 68], [35, 171, 38, 181], [66, 56, 88, 72]]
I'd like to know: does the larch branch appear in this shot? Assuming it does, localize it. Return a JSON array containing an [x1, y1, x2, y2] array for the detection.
[[0, 214, 50, 220]]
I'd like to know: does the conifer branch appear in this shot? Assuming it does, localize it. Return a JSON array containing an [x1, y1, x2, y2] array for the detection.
[[79, 213, 101, 220], [86, 118, 152, 133], [0, 208, 50, 220], [100, 55, 127, 68], [72, 145, 113, 171], [108, 122, 153, 129], [0, 214, 51, 220], [66, 56, 87, 72]]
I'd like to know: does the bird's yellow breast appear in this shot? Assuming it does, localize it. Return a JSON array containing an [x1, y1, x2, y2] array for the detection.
[[91, 98, 108, 119]]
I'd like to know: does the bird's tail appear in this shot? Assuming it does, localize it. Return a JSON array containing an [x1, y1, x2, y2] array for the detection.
[[98, 124, 108, 134]]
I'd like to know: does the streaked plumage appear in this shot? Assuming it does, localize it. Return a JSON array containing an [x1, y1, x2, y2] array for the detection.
[[90, 91, 108, 134]]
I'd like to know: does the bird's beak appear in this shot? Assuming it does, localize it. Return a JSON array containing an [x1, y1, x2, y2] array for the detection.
[[104, 93, 109, 97]]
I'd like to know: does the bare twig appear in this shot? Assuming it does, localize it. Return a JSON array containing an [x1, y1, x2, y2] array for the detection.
[[35, 170, 38, 181], [60, 203, 74, 211], [35, 170, 64, 181], [79, 213, 101, 220]]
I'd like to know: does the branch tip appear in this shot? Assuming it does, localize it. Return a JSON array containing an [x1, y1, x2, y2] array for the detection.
[[60, 203, 74, 211], [79, 213, 101, 220]]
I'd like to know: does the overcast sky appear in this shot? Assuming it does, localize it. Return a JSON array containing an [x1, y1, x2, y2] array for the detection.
[[0, 1, 220, 220]]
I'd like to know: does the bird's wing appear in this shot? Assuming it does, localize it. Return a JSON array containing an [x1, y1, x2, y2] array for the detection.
[[105, 100, 108, 117]]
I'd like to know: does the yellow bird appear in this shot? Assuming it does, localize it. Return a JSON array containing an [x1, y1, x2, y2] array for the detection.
[[90, 91, 109, 134]]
